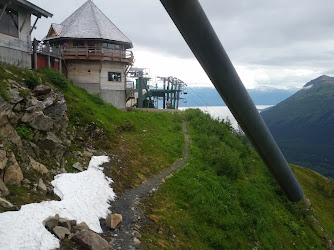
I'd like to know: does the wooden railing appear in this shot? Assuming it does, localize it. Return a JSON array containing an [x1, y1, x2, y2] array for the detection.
[[60, 46, 134, 63]]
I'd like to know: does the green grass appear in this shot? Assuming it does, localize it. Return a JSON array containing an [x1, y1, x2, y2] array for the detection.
[[40, 69, 184, 192], [16, 123, 33, 140], [141, 109, 330, 249], [293, 164, 334, 240]]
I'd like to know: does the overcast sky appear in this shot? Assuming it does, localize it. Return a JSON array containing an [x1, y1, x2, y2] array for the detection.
[[29, 0, 334, 89]]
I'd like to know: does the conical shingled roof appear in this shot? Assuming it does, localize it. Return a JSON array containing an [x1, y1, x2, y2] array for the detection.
[[45, 0, 133, 48]]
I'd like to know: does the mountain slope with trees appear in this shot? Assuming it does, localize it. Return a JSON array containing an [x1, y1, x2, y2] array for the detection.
[[261, 75, 334, 178]]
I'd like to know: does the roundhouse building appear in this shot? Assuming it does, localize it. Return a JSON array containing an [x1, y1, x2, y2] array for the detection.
[[44, 0, 134, 109]]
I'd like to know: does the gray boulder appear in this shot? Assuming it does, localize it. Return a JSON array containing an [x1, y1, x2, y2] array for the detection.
[[53, 226, 71, 240], [21, 111, 53, 131], [72, 230, 112, 250]]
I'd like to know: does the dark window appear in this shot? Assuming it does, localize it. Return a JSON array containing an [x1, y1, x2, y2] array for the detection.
[[0, 5, 18, 37], [108, 72, 121, 82], [73, 40, 85, 47]]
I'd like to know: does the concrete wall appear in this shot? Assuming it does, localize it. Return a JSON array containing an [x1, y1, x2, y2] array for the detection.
[[0, 46, 31, 67], [66, 60, 100, 93], [100, 61, 126, 91], [100, 90, 126, 109], [66, 60, 127, 108], [0, 6, 32, 68]]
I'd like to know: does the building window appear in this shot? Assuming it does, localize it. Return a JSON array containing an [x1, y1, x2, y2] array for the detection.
[[0, 5, 19, 37], [103, 43, 120, 50], [108, 72, 121, 82], [73, 40, 85, 47]]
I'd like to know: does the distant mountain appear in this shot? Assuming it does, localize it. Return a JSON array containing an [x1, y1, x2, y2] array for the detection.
[[261, 75, 334, 178], [179, 86, 297, 107]]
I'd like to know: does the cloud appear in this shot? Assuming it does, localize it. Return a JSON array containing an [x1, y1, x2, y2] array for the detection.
[[30, 0, 334, 88]]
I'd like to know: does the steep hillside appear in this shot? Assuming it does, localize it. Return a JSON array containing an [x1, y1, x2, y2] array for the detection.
[[0, 63, 184, 211], [141, 109, 334, 249], [261, 75, 334, 178]]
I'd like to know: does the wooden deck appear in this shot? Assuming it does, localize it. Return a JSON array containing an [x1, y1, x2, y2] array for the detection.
[[61, 46, 134, 63]]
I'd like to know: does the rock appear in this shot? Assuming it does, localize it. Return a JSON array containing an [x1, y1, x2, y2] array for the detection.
[[72, 230, 112, 250], [45, 214, 60, 231], [38, 132, 62, 150], [72, 162, 83, 172], [53, 226, 71, 240], [8, 86, 23, 104], [44, 93, 67, 118], [0, 150, 8, 170], [59, 218, 72, 230], [0, 197, 14, 208], [38, 178, 47, 194], [0, 179, 10, 197], [133, 238, 141, 247], [83, 151, 93, 158], [21, 111, 53, 131], [4, 154, 23, 185], [13, 103, 22, 112], [30, 157, 48, 174], [76, 222, 89, 231], [105, 213, 122, 230], [0, 115, 22, 147], [34, 85, 51, 96]]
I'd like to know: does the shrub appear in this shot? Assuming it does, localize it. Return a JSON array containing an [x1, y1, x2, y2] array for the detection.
[[24, 70, 41, 89], [0, 80, 9, 101], [16, 124, 33, 140], [39, 68, 68, 89]]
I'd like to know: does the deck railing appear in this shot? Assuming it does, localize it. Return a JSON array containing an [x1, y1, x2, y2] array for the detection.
[[60, 46, 134, 63]]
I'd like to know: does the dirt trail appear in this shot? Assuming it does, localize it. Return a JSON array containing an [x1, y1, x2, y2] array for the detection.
[[106, 119, 190, 249]]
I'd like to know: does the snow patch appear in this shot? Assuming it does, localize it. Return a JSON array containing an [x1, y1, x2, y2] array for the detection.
[[301, 85, 313, 90], [0, 156, 114, 250]]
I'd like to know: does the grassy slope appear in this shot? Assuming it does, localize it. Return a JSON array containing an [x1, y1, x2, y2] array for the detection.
[[45, 68, 185, 193], [292, 164, 334, 240], [0, 65, 184, 198], [141, 109, 333, 249]]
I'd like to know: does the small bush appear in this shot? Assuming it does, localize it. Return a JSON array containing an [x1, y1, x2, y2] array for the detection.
[[24, 70, 41, 89], [0, 80, 9, 101], [16, 123, 33, 140], [39, 68, 68, 89]]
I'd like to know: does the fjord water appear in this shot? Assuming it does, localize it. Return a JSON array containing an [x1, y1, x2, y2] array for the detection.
[[180, 105, 273, 130]]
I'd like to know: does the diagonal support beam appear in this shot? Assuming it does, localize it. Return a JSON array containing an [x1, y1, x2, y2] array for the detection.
[[29, 16, 39, 35], [160, 0, 304, 202], [0, 0, 12, 21]]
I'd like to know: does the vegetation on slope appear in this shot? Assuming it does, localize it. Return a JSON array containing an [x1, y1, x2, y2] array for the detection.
[[0, 64, 184, 199], [39, 68, 185, 194], [141, 109, 332, 249], [261, 75, 334, 178], [292, 164, 334, 240]]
